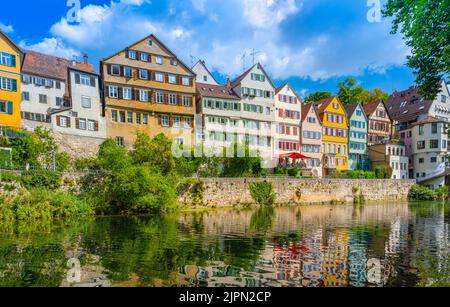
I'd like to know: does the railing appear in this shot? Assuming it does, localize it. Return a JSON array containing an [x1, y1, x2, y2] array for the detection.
[[416, 164, 448, 183]]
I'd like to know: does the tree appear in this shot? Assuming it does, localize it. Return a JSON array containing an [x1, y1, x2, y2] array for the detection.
[[338, 78, 365, 105], [360, 88, 389, 104], [383, 0, 450, 100], [222, 143, 263, 177], [304, 91, 332, 103]]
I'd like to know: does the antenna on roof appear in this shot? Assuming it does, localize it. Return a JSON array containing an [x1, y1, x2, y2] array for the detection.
[[190, 55, 198, 67], [241, 51, 247, 73], [250, 48, 261, 65]]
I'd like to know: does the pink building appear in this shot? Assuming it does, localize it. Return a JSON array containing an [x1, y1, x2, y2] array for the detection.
[[300, 104, 323, 177]]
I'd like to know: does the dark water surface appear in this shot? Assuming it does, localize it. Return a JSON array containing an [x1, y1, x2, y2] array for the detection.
[[0, 202, 448, 287]]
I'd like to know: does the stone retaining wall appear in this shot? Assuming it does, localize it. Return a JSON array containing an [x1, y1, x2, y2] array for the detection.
[[180, 178, 416, 208]]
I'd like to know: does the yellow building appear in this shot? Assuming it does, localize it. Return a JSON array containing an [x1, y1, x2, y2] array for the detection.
[[101, 34, 196, 148], [0, 31, 22, 130], [314, 97, 349, 176]]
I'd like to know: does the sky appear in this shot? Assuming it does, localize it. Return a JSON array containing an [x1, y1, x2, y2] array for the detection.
[[0, 0, 416, 98]]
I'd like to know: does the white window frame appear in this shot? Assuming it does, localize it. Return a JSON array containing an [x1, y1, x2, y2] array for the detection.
[[182, 77, 190, 86], [156, 56, 163, 65], [182, 96, 191, 107], [109, 86, 119, 98], [79, 119, 86, 130], [87, 120, 95, 131], [128, 50, 137, 60], [139, 89, 149, 102], [169, 93, 177, 105], [139, 69, 148, 80], [60, 116, 68, 128], [173, 116, 181, 128], [184, 117, 192, 129], [81, 96, 92, 109], [123, 87, 132, 100], [169, 74, 177, 84], [140, 53, 149, 62], [80, 74, 91, 86], [155, 72, 164, 82], [111, 65, 121, 76], [161, 115, 169, 127], [156, 91, 165, 104]]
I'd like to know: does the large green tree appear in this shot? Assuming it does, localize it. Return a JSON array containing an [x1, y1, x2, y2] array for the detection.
[[338, 78, 389, 105], [304, 91, 332, 103], [383, 0, 450, 100]]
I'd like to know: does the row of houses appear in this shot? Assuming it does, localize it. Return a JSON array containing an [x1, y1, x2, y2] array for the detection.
[[1, 31, 449, 186]]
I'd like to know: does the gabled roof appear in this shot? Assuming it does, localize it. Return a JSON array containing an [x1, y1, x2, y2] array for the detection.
[[196, 82, 240, 100], [275, 83, 303, 102], [410, 116, 446, 127], [102, 34, 195, 76], [386, 86, 433, 123], [345, 103, 368, 122], [192, 60, 219, 85], [229, 63, 276, 90], [301, 103, 321, 123], [363, 100, 393, 122], [0, 30, 21, 53], [312, 96, 337, 115]]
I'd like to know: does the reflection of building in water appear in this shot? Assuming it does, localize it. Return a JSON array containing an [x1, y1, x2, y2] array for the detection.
[[300, 228, 324, 287], [348, 230, 368, 287], [322, 229, 349, 287]]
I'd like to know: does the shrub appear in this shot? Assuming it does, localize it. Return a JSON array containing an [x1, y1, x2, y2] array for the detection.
[[0, 171, 20, 183], [409, 184, 438, 201], [249, 181, 276, 205], [21, 170, 61, 190], [74, 157, 101, 171], [374, 167, 386, 179], [287, 167, 301, 177], [274, 167, 288, 176]]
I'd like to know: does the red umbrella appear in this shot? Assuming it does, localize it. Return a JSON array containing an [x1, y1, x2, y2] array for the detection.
[[277, 152, 312, 160]]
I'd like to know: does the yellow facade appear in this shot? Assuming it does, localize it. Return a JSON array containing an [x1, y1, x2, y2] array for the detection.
[[0, 32, 21, 129], [316, 97, 349, 175]]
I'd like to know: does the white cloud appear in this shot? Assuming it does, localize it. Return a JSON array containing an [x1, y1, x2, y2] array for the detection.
[[0, 22, 13, 33], [242, 0, 301, 29], [19, 38, 81, 59], [191, 0, 207, 12]]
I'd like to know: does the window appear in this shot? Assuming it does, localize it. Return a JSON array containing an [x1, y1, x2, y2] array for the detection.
[[112, 110, 118, 122], [56, 97, 64, 107], [119, 111, 126, 123], [0, 101, 11, 114], [115, 137, 124, 147], [81, 96, 91, 108], [182, 77, 190, 86], [161, 115, 169, 127], [185, 117, 192, 128], [419, 158, 424, 164], [139, 69, 148, 80], [140, 89, 149, 102], [173, 116, 181, 128], [182, 96, 192, 107], [441, 95, 447, 103], [128, 50, 137, 60], [155, 72, 164, 82], [0, 52, 16, 67], [111, 65, 121, 76], [156, 92, 165, 103], [78, 119, 86, 130], [60, 116, 68, 128], [251, 73, 265, 82], [169, 75, 177, 84], [136, 113, 141, 125], [39, 94, 47, 104], [156, 56, 163, 65], [123, 67, 132, 78], [56, 81, 61, 89], [143, 114, 148, 125], [169, 94, 177, 105], [140, 53, 149, 62], [419, 125, 424, 135], [127, 112, 133, 123], [430, 157, 437, 163], [430, 139, 439, 149], [22, 92, 30, 101], [431, 123, 438, 134], [109, 86, 118, 98], [0, 76, 17, 91], [417, 141, 426, 150], [203, 76, 208, 82], [123, 87, 132, 100]]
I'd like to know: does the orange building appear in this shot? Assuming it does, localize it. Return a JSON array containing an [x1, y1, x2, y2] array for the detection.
[[101, 34, 196, 147]]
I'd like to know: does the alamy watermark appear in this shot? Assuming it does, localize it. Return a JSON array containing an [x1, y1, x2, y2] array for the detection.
[[67, 0, 81, 23], [367, 0, 382, 23]]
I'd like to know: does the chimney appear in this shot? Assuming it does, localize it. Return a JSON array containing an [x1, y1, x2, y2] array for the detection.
[[83, 54, 88, 65], [226, 78, 231, 87]]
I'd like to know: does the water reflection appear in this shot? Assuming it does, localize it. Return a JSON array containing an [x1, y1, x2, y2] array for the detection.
[[0, 202, 448, 287]]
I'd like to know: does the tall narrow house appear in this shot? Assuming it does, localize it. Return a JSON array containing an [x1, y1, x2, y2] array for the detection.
[[274, 83, 302, 156], [228, 63, 276, 162], [363, 100, 393, 146], [0, 31, 22, 130], [314, 96, 349, 176], [101, 34, 196, 147], [345, 103, 369, 170], [300, 104, 323, 177]]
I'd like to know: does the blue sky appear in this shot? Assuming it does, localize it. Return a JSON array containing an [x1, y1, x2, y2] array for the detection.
[[0, 0, 415, 97]]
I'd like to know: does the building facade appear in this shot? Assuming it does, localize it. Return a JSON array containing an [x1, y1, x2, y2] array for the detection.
[[314, 97, 349, 176], [401, 117, 448, 187], [192, 60, 219, 85], [300, 104, 322, 177], [0, 31, 22, 130], [195, 81, 241, 154], [274, 83, 301, 156], [346, 104, 370, 170], [363, 100, 393, 146], [101, 34, 196, 148], [228, 63, 276, 163], [368, 142, 409, 179]]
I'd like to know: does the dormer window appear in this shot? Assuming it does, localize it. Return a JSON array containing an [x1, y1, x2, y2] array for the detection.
[[149, 40, 153, 46], [442, 95, 447, 103], [400, 101, 407, 108], [203, 76, 208, 82]]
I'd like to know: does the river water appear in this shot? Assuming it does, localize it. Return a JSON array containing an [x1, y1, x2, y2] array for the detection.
[[0, 202, 448, 287]]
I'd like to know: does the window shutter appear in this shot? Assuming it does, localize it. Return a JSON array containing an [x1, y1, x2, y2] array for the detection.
[[56, 115, 61, 127], [75, 118, 80, 129], [158, 115, 162, 125], [90, 76, 96, 87], [75, 73, 81, 84], [169, 116, 173, 127], [165, 74, 169, 83], [134, 89, 140, 101], [107, 64, 112, 75], [177, 94, 182, 106], [94, 121, 99, 131], [67, 117, 71, 128], [279, 109, 283, 117], [6, 101, 13, 114], [164, 93, 169, 104], [11, 79, 17, 92], [125, 48, 129, 58], [131, 88, 135, 101], [118, 87, 123, 100], [11, 55, 16, 67], [150, 71, 155, 81], [190, 117, 194, 128], [151, 91, 156, 103], [189, 78, 193, 86]]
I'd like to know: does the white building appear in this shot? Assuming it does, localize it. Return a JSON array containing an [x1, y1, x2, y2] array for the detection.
[[228, 63, 276, 164], [274, 83, 302, 156], [192, 60, 219, 85], [368, 142, 409, 180]]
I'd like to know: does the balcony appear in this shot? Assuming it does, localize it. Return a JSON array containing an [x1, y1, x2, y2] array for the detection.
[[323, 154, 336, 169]]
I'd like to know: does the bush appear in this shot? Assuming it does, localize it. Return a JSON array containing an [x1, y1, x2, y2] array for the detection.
[[0, 171, 20, 183], [287, 167, 301, 177], [249, 181, 276, 205], [408, 184, 449, 201], [74, 157, 101, 171], [274, 167, 288, 176], [21, 170, 61, 190]]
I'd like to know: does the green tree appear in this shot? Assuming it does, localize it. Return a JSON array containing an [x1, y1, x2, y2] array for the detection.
[[132, 132, 175, 175], [222, 143, 263, 177], [383, 0, 450, 100], [360, 88, 390, 104], [97, 139, 131, 171], [304, 91, 332, 103], [338, 78, 365, 105]]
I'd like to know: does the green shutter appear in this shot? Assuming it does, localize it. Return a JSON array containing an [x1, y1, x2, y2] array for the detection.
[[11, 79, 17, 92], [7, 101, 13, 114], [11, 55, 16, 67]]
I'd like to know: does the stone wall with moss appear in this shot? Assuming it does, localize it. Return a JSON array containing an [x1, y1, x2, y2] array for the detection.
[[180, 178, 416, 208]]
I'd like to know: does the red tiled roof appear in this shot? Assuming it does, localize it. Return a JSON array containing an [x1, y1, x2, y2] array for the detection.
[[386, 86, 433, 123], [196, 82, 240, 100], [276, 83, 287, 94], [312, 96, 335, 115], [362, 100, 382, 117], [301, 104, 312, 121], [345, 103, 359, 121]]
